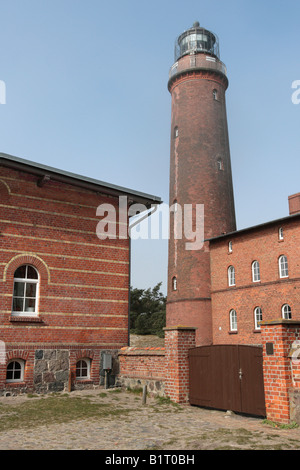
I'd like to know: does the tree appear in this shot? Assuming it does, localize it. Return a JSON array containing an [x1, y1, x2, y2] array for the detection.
[[130, 283, 166, 337]]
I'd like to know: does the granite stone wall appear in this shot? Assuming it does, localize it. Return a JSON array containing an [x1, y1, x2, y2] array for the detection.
[[34, 349, 69, 393]]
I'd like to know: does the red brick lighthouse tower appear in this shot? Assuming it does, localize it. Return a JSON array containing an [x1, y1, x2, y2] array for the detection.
[[166, 22, 236, 345]]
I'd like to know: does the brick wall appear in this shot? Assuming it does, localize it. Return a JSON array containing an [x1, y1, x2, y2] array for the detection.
[[0, 163, 130, 392], [164, 326, 196, 403], [210, 216, 300, 345], [261, 320, 300, 424], [118, 347, 166, 396]]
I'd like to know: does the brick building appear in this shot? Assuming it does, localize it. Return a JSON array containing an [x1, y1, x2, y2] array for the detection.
[[0, 152, 160, 394], [209, 196, 300, 345]]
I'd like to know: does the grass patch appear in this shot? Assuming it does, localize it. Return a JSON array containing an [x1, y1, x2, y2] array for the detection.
[[0, 394, 133, 432], [155, 396, 181, 409], [262, 419, 299, 429]]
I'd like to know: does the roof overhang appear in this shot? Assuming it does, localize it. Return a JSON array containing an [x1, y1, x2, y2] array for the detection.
[[0, 152, 162, 208]]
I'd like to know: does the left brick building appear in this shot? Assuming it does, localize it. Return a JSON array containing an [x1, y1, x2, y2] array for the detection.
[[0, 152, 161, 394]]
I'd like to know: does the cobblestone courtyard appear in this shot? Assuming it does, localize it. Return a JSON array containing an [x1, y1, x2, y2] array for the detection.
[[0, 388, 300, 450]]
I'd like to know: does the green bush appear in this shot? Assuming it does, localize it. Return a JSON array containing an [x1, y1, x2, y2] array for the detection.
[[130, 283, 166, 337]]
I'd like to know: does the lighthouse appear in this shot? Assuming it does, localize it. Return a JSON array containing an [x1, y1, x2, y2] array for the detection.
[[166, 22, 236, 346]]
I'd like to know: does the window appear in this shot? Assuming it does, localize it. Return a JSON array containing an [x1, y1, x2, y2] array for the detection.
[[228, 241, 232, 253], [252, 261, 260, 282], [172, 276, 177, 291], [213, 89, 218, 100], [217, 158, 223, 170], [279, 227, 284, 240], [174, 126, 179, 138], [230, 309, 237, 331], [76, 359, 91, 379], [228, 266, 235, 286], [6, 360, 25, 382], [12, 265, 39, 316], [254, 307, 263, 330], [282, 304, 292, 320], [279, 255, 289, 278]]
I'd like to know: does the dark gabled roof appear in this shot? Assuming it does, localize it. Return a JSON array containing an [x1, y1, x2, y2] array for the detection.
[[0, 152, 162, 207], [207, 211, 300, 243]]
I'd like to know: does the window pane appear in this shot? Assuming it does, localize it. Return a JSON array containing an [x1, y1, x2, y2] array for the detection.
[[13, 281, 25, 297], [25, 298, 36, 312], [13, 369, 21, 380], [14, 266, 26, 278], [13, 297, 24, 312], [25, 282, 37, 298], [27, 266, 38, 279], [6, 361, 22, 381]]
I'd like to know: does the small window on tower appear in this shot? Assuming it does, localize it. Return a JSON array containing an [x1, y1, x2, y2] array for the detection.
[[217, 158, 223, 170], [279, 227, 284, 240], [213, 89, 218, 100], [172, 276, 177, 291], [174, 126, 179, 138]]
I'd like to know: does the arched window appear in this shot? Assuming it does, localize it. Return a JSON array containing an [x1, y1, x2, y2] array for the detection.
[[174, 126, 179, 138], [12, 265, 39, 316], [228, 266, 235, 286], [279, 227, 284, 240], [254, 307, 263, 330], [172, 276, 177, 291], [76, 359, 91, 379], [282, 304, 292, 320], [6, 359, 25, 382], [228, 241, 232, 253], [279, 255, 289, 278], [252, 261, 260, 282], [230, 309, 237, 331], [213, 89, 218, 100]]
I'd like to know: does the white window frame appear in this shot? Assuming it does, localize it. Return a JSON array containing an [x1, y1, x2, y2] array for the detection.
[[252, 261, 260, 282], [230, 309, 237, 331], [254, 306, 263, 330], [172, 276, 177, 291], [6, 359, 25, 382], [228, 241, 232, 253], [76, 358, 91, 380], [282, 304, 292, 320], [228, 266, 235, 286], [279, 227, 284, 240], [279, 255, 289, 278], [12, 265, 39, 317]]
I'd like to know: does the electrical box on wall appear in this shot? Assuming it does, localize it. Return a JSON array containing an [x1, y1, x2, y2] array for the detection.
[[103, 353, 112, 370]]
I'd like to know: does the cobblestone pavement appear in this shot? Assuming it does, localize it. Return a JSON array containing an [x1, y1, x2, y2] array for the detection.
[[1, 388, 300, 450]]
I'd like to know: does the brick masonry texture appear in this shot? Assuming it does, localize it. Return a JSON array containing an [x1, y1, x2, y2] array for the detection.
[[210, 216, 300, 345], [0, 164, 130, 392], [261, 321, 300, 424], [166, 58, 236, 346], [118, 347, 166, 397]]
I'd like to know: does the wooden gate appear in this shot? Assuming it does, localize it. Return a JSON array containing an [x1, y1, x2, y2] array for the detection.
[[189, 345, 266, 417]]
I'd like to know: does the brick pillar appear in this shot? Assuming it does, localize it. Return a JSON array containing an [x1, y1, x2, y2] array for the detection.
[[164, 326, 196, 403], [260, 320, 300, 424]]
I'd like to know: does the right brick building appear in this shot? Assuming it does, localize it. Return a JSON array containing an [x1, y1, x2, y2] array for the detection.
[[209, 195, 300, 345]]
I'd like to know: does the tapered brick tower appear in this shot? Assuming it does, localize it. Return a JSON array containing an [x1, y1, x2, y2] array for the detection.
[[166, 22, 236, 345]]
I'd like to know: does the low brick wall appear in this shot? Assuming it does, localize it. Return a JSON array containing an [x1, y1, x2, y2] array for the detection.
[[261, 320, 300, 424], [118, 347, 166, 397]]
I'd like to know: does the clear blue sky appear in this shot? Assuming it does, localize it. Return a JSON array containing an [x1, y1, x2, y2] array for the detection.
[[0, 0, 299, 294]]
